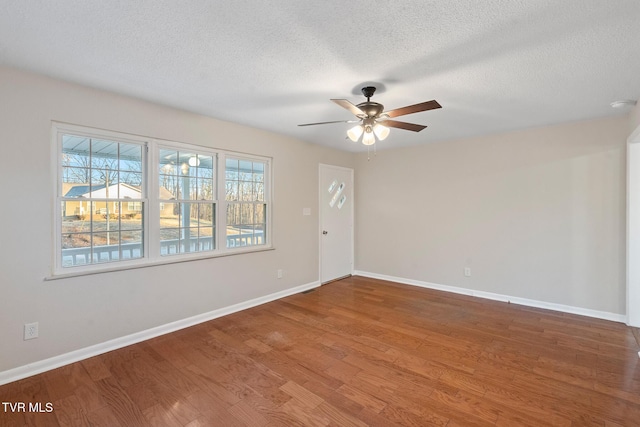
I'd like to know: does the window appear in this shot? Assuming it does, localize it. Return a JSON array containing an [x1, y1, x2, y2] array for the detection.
[[158, 149, 216, 255], [54, 123, 271, 275], [59, 133, 144, 267], [225, 157, 267, 248]]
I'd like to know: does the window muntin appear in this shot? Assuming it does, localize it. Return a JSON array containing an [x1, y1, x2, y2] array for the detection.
[[225, 158, 267, 248], [60, 134, 145, 267]]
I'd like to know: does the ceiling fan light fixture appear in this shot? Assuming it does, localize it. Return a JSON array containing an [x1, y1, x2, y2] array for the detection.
[[298, 86, 442, 149], [373, 123, 390, 140], [362, 131, 376, 146], [347, 124, 363, 142]]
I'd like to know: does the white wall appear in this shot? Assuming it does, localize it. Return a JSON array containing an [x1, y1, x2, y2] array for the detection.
[[355, 116, 628, 315], [0, 66, 353, 374]]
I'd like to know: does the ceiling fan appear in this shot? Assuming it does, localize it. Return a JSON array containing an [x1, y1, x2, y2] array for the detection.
[[298, 86, 442, 146]]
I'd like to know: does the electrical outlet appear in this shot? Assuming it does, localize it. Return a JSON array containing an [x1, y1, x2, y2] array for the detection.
[[464, 267, 471, 277], [24, 322, 39, 340], [277, 269, 283, 279]]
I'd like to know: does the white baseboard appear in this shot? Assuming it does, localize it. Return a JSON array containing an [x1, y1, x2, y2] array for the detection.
[[354, 270, 627, 324], [0, 280, 320, 386]]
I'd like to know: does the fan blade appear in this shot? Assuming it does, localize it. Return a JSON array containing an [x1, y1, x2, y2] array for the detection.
[[385, 100, 441, 118], [331, 99, 365, 116], [298, 120, 358, 127], [382, 120, 427, 132]]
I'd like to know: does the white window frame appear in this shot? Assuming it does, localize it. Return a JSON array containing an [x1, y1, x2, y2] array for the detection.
[[220, 153, 272, 251], [154, 143, 219, 258], [51, 122, 273, 278]]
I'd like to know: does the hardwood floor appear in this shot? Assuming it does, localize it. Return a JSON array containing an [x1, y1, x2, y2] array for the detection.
[[1, 276, 639, 426]]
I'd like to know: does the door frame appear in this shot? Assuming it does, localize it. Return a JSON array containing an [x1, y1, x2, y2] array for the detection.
[[627, 124, 640, 327], [319, 163, 355, 284]]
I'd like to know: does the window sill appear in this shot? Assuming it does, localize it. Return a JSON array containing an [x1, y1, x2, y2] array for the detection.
[[45, 246, 275, 281]]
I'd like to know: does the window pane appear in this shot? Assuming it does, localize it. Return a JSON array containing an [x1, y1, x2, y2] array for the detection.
[[239, 181, 252, 201], [226, 201, 265, 248], [226, 181, 238, 201], [253, 161, 264, 175], [122, 206, 143, 226], [162, 149, 216, 201], [160, 227, 180, 256], [159, 201, 215, 256], [160, 202, 180, 225], [197, 178, 214, 200], [91, 140, 119, 170], [62, 167, 90, 186], [159, 149, 177, 186], [121, 230, 143, 259], [159, 174, 178, 199], [197, 155, 214, 179], [62, 136, 90, 166], [253, 226, 265, 245], [338, 195, 347, 209], [174, 176, 194, 200], [226, 158, 238, 180], [200, 203, 214, 222], [176, 175, 187, 200], [255, 204, 265, 224], [238, 160, 252, 180], [227, 203, 239, 226], [91, 169, 118, 197], [121, 172, 142, 189], [255, 182, 264, 202], [119, 143, 142, 172], [93, 203, 120, 231], [241, 203, 254, 225]]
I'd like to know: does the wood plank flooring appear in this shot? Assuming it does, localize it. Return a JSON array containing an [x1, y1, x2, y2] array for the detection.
[[1, 276, 639, 426]]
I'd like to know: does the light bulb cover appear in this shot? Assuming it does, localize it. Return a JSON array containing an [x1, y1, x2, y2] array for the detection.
[[362, 132, 376, 146], [373, 123, 390, 140], [347, 125, 364, 142], [188, 156, 200, 167]]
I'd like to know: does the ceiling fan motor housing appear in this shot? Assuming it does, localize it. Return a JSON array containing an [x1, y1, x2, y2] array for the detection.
[[358, 86, 384, 118], [356, 102, 385, 118]]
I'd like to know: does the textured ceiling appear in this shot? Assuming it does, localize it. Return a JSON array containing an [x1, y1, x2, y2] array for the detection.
[[1, 1, 639, 152]]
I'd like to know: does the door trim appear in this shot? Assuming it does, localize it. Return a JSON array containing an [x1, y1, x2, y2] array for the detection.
[[319, 164, 355, 284], [627, 124, 640, 327]]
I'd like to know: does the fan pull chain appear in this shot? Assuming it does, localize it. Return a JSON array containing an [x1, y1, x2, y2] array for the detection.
[[366, 143, 378, 161]]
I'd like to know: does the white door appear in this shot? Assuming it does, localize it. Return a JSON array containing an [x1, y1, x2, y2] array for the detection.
[[320, 164, 354, 283]]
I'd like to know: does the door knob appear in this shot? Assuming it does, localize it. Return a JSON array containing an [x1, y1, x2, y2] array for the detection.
[[322, 230, 328, 235]]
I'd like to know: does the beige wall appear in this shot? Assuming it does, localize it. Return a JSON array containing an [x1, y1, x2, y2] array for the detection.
[[355, 116, 628, 314], [0, 66, 353, 373], [0, 63, 633, 376]]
